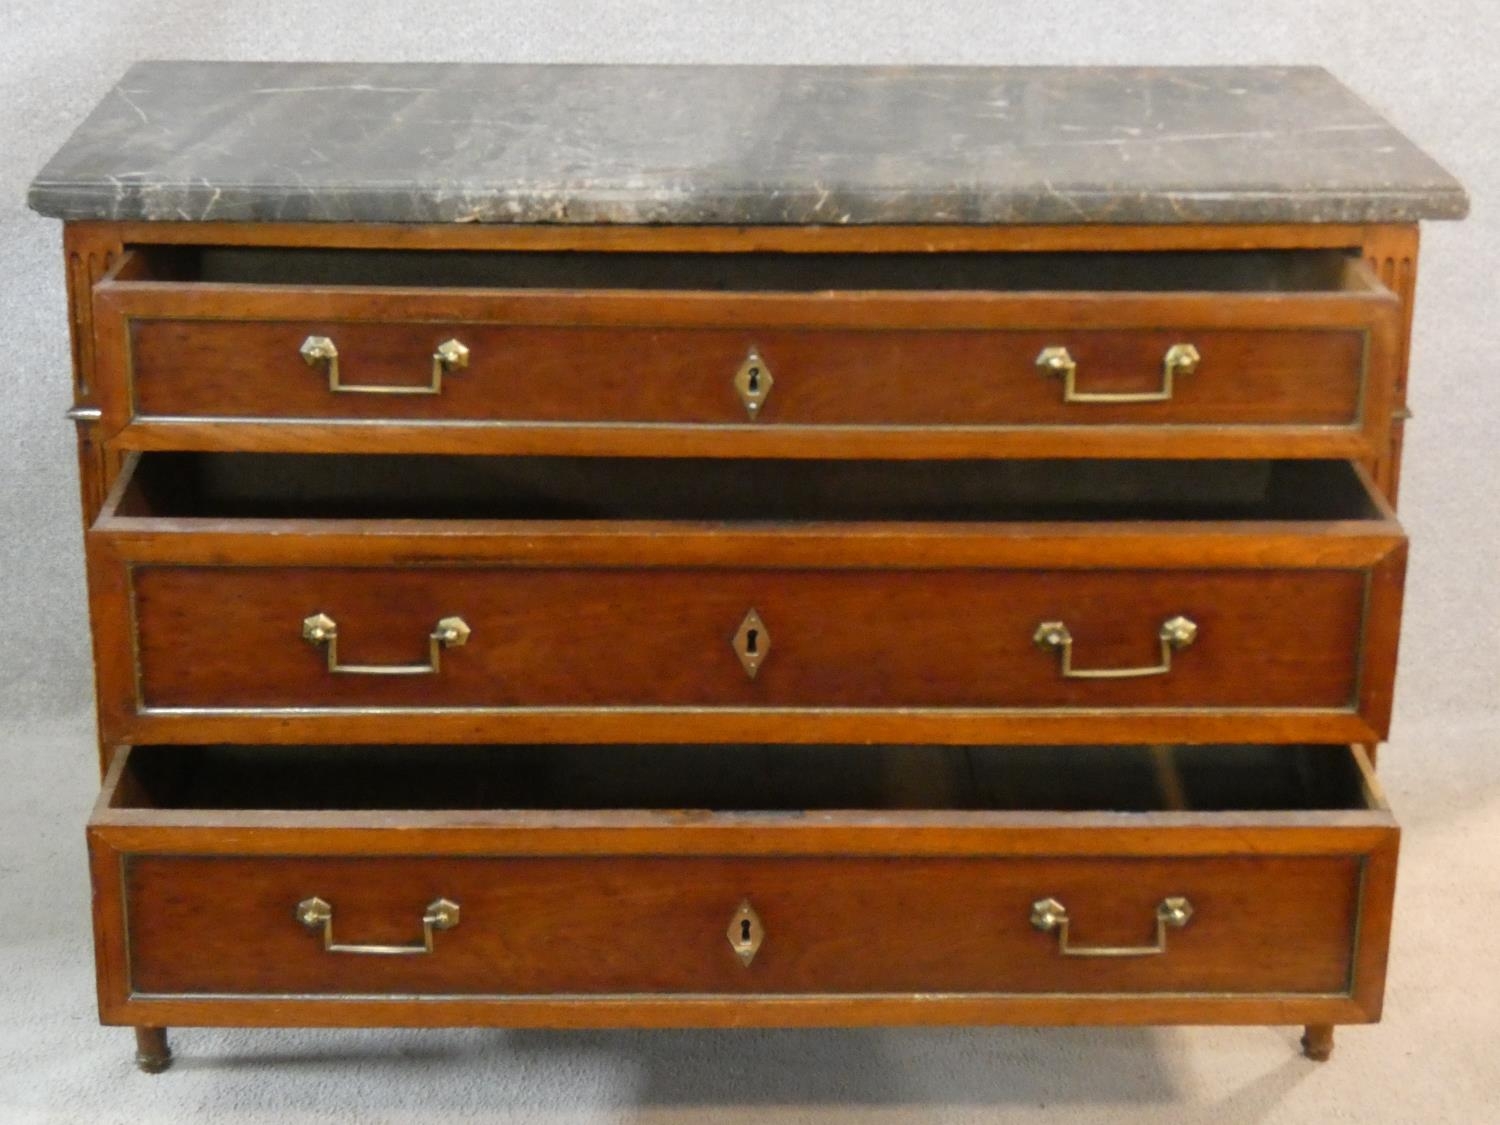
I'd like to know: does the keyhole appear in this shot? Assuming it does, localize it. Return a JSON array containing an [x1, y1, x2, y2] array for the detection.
[[745, 628, 759, 655], [740, 918, 753, 944], [747, 366, 761, 394]]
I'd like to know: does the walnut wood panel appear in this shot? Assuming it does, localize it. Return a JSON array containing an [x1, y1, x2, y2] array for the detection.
[[121, 853, 1361, 997], [73, 219, 1382, 253], [128, 565, 1367, 713], [1361, 225, 1420, 504], [62, 224, 127, 525], [87, 743, 1399, 1027], [125, 318, 1367, 426], [91, 252, 1400, 460]]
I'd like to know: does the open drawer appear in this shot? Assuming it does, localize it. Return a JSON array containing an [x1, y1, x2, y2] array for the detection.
[[90, 244, 1400, 459], [87, 453, 1407, 747], [89, 741, 1398, 1028]]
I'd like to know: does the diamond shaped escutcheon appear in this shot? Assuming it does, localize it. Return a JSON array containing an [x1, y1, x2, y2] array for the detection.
[[732, 348, 774, 419], [727, 900, 764, 967], [732, 609, 771, 679]]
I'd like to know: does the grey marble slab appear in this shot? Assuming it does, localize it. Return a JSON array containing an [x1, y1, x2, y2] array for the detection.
[[28, 62, 1467, 225]]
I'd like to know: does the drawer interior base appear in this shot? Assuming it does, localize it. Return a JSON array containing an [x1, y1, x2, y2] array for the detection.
[[113, 743, 1377, 815], [114, 454, 1385, 524], [137, 246, 1363, 293]]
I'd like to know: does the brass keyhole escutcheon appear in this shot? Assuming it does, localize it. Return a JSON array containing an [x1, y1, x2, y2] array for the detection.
[[732, 609, 771, 679], [728, 900, 764, 967], [733, 347, 774, 420]]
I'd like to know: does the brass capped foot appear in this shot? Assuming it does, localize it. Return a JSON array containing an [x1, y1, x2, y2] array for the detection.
[[1300, 1023, 1334, 1061], [134, 1027, 172, 1074]]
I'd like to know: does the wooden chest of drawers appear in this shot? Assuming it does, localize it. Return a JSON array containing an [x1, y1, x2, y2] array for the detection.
[[30, 62, 1465, 1073]]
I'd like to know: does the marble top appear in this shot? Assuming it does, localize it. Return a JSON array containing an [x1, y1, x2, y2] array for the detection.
[[28, 62, 1467, 225]]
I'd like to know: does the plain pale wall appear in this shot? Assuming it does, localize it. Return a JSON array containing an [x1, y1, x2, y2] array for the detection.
[[1, 1, 1493, 741]]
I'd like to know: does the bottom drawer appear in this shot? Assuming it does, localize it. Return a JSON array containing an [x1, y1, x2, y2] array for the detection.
[[90, 742, 1398, 1028]]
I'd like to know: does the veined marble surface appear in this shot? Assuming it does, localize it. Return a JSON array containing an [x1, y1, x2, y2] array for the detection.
[[27, 62, 1468, 225]]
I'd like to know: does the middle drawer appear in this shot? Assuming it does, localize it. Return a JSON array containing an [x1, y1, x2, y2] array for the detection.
[[89, 454, 1405, 746]]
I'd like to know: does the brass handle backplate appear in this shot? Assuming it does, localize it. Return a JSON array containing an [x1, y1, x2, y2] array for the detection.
[[1033, 615, 1197, 680], [301, 613, 471, 676], [300, 334, 469, 395], [1036, 343, 1199, 404], [295, 896, 460, 955], [1031, 896, 1193, 958]]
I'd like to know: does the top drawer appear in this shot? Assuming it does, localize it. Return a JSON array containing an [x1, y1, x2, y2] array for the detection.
[[91, 246, 1400, 459]]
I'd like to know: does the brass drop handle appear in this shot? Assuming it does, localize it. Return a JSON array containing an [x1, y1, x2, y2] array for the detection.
[[1035, 343, 1200, 404], [301, 613, 471, 676], [295, 896, 460, 955], [300, 334, 469, 395], [1031, 896, 1193, 958], [1033, 615, 1197, 680]]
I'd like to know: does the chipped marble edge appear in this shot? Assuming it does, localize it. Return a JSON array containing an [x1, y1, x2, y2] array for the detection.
[[24, 180, 1472, 225]]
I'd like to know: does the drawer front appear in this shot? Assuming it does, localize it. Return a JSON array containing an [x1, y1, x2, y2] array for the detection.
[[118, 852, 1366, 999], [125, 318, 1368, 429], [128, 565, 1369, 713], [93, 262, 1400, 458], [87, 742, 1400, 1026]]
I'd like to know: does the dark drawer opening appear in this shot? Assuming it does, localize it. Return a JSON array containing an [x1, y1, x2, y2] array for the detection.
[[127, 245, 1366, 293], [112, 453, 1385, 523], [111, 743, 1377, 815]]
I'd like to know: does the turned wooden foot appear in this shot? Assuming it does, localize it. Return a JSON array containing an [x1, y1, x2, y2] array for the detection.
[[134, 1027, 172, 1073], [1300, 1023, 1334, 1061]]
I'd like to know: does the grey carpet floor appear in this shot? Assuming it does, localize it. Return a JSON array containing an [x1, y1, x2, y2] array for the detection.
[[1, 710, 1496, 1124]]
